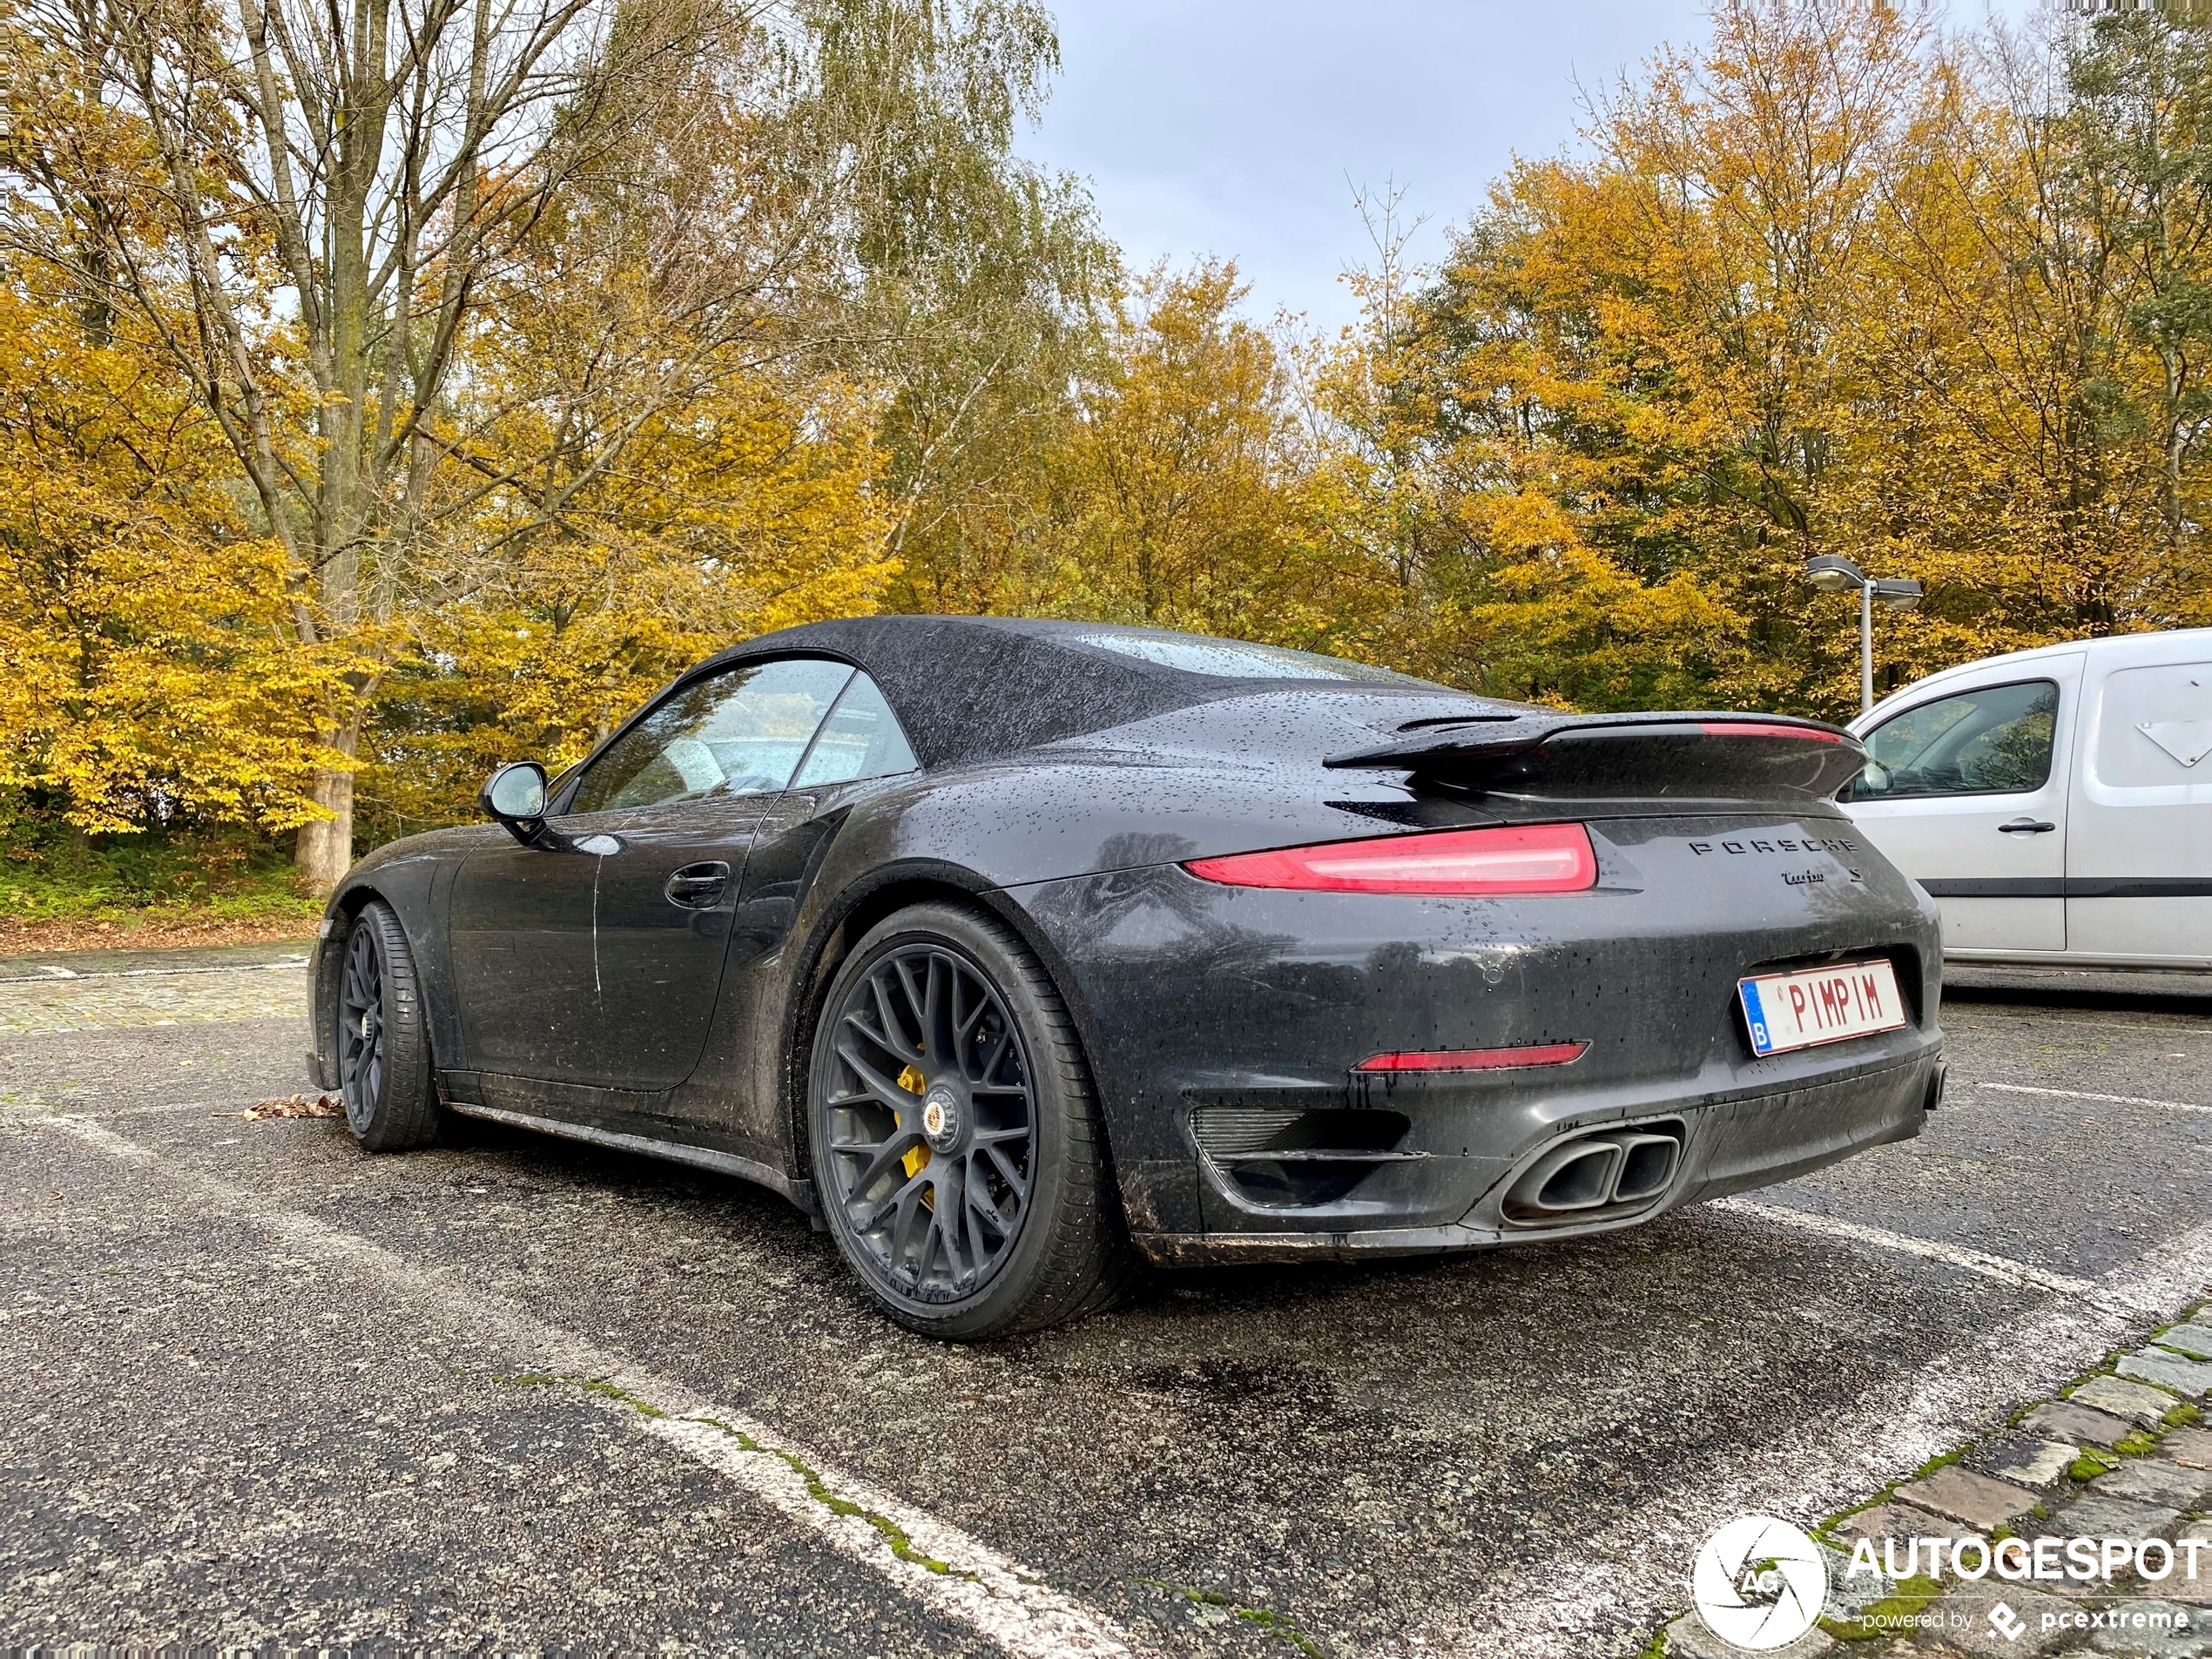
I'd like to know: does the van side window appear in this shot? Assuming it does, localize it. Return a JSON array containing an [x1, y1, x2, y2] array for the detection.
[[1850, 679, 2059, 800]]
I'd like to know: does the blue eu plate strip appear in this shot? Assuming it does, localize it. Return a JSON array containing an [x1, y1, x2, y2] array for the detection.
[[1740, 979, 1773, 1056]]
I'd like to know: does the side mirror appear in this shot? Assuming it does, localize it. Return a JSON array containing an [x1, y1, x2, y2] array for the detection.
[[1843, 760, 1892, 801], [480, 761, 550, 845]]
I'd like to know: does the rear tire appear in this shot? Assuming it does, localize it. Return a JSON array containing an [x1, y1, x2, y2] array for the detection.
[[335, 900, 442, 1152], [806, 902, 1136, 1339]]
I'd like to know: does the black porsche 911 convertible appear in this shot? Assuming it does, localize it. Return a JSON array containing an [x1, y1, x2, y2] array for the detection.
[[310, 617, 1946, 1338]]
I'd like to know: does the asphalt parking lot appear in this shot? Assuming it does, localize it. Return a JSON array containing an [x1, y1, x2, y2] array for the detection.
[[3, 944, 2208, 1656]]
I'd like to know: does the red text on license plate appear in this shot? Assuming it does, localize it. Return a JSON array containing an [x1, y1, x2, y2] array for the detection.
[[1738, 959, 1907, 1056]]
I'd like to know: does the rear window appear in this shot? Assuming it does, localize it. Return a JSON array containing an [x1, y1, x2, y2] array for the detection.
[[792, 672, 921, 787], [1068, 630, 1426, 685]]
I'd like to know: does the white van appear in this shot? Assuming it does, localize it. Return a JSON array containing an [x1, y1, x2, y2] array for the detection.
[[1841, 629, 2212, 970]]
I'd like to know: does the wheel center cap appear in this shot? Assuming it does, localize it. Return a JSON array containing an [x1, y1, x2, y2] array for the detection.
[[921, 1083, 961, 1150]]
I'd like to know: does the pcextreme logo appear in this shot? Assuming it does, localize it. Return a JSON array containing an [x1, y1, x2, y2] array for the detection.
[[1690, 1515, 1827, 1651]]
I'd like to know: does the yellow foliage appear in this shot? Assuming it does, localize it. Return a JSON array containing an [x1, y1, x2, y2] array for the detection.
[[358, 354, 895, 836], [1331, 0, 2210, 718], [16, 0, 2212, 873], [0, 279, 344, 833]]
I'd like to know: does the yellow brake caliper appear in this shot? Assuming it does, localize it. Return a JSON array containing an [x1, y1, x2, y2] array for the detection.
[[897, 1064, 931, 1194]]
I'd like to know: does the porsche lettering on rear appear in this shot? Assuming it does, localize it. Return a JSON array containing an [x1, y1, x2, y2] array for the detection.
[[1687, 834, 1861, 856]]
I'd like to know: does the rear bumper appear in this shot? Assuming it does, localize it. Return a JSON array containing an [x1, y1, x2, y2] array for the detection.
[[1133, 1049, 1938, 1265], [1001, 806, 1946, 1260]]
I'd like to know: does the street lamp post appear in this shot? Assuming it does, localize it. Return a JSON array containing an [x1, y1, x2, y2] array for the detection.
[[1803, 556, 1924, 714]]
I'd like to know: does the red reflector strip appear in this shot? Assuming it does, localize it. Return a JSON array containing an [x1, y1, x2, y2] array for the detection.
[[1356, 1042, 1588, 1073], [1184, 822, 1597, 895], [1699, 722, 1844, 743]]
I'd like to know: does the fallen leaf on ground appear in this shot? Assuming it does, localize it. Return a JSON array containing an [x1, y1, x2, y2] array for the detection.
[[1, 914, 316, 955], [233, 1094, 343, 1120]]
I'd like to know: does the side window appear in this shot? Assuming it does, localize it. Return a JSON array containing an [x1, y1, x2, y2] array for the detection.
[[567, 658, 854, 815], [792, 672, 921, 788], [1850, 679, 2059, 800]]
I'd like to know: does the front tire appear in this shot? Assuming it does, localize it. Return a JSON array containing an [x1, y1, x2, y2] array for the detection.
[[336, 900, 442, 1152], [807, 902, 1135, 1339]]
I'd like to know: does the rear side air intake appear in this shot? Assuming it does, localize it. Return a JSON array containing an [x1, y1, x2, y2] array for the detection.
[[1501, 1121, 1684, 1224], [1190, 1105, 1417, 1208]]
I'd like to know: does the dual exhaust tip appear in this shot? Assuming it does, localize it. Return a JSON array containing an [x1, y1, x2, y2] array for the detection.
[[1503, 1124, 1683, 1222]]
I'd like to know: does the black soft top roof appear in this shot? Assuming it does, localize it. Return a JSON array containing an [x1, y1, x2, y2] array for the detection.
[[708, 616, 1459, 770]]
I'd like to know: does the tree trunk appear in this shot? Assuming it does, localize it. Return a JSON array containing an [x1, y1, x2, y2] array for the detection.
[[294, 729, 359, 893]]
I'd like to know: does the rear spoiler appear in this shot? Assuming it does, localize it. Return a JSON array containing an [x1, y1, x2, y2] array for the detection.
[[1325, 711, 1865, 803]]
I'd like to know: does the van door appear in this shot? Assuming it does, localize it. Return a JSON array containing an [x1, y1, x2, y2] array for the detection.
[[2067, 647, 2212, 967], [1843, 656, 2083, 955]]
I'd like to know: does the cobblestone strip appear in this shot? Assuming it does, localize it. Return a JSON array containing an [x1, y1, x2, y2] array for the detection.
[[1654, 1311, 2212, 1659], [0, 963, 309, 1033]]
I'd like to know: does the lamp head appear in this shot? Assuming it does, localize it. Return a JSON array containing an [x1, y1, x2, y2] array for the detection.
[[1871, 577, 1924, 611], [1803, 555, 1865, 595]]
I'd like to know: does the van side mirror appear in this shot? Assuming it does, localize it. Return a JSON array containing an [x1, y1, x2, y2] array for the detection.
[[480, 761, 550, 845]]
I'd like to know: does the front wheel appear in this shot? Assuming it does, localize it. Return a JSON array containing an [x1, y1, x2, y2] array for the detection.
[[335, 900, 442, 1152], [806, 902, 1136, 1339]]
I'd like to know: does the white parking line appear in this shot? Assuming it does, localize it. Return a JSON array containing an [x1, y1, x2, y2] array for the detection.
[[1712, 1197, 2115, 1305], [0, 958, 307, 985], [1942, 1008, 2212, 1035], [1433, 1213, 2212, 1658], [1975, 1081, 2212, 1116], [24, 1113, 1139, 1659]]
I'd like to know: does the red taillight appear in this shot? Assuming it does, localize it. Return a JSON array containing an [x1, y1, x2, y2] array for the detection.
[[1356, 1042, 1588, 1073], [1184, 822, 1597, 895], [1699, 722, 1844, 744]]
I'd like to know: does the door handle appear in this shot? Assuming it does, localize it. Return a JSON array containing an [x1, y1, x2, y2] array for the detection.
[[1997, 819, 2056, 834], [664, 860, 731, 908]]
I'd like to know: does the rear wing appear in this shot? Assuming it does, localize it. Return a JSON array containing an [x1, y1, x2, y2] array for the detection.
[[1325, 711, 1865, 804]]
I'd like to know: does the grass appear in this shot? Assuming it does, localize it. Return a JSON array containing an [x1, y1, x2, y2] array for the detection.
[[0, 824, 320, 952]]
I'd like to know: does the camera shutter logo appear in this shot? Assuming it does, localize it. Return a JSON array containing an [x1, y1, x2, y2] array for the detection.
[[1691, 1514, 1828, 1651]]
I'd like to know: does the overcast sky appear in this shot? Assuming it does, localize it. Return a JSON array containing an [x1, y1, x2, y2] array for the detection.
[[1015, 0, 2043, 333]]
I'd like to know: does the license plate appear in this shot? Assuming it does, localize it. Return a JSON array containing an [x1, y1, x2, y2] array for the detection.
[[1738, 959, 1907, 1056]]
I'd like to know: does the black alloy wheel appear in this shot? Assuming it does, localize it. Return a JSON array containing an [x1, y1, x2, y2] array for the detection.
[[808, 903, 1136, 1339], [338, 921, 386, 1125], [334, 900, 441, 1151], [823, 942, 1035, 1298]]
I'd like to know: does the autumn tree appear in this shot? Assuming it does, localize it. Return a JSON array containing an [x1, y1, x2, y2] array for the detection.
[[0, 266, 338, 833], [1325, 0, 2211, 719], [1955, 6, 2212, 624], [7, 0, 671, 884], [5, 0, 1096, 870], [849, 0, 1116, 617]]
